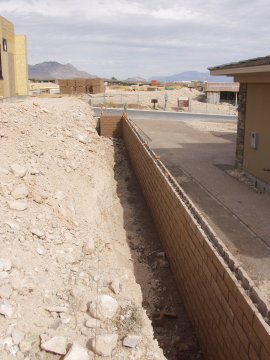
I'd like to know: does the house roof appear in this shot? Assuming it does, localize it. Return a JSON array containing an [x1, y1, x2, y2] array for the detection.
[[208, 55, 270, 76], [205, 82, 239, 92]]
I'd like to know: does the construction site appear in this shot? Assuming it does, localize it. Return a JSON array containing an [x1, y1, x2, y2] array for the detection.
[[1, 14, 270, 360]]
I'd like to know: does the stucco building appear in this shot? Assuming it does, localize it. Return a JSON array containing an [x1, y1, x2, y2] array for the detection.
[[0, 16, 28, 98], [209, 56, 270, 187]]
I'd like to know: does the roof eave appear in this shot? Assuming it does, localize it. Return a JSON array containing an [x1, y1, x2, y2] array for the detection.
[[209, 64, 270, 76]]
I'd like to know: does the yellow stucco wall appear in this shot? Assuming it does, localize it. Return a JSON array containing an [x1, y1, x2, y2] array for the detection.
[[0, 16, 28, 98], [14, 35, 28, 95], [243, 83, 270, 184], [0, 16, 15, 97]]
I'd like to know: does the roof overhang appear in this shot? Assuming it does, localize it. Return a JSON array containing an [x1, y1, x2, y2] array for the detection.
[[209, 64, 270, 76]]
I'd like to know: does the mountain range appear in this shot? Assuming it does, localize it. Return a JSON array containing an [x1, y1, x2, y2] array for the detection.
[[149, 71, 233, 82], [125, 77, 148, 82], [28, 61, 96, 80], [28, 62, 233, 82]]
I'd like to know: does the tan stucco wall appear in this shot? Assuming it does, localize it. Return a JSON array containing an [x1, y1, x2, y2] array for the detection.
[[235, 72, 270, 83], [0, 16, 28, 98], [243, 83, 270, 184], [0, 16, 15, 97], [14, 35, 28, 95]]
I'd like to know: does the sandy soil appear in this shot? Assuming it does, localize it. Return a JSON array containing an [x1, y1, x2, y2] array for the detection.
[[91, 88, 237, 116], [0, 97, 168, 359]]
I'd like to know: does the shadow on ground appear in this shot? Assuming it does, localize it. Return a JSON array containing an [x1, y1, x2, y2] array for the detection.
[[111, 138, 204, 360]]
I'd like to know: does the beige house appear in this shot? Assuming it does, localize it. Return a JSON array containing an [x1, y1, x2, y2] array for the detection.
[[209, 56, 270, 187], [0, 16, 28, 98]]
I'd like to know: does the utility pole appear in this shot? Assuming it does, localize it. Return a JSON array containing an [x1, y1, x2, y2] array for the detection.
[[164, 92, 168, 110]]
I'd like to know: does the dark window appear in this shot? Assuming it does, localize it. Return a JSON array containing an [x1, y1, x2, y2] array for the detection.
[[0, 45, 3, 80], [2, 38, 7, 52]]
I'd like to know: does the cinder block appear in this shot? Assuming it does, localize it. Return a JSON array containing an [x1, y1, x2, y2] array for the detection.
[[216, 272, 229, 300], [261, 345, 270, 360], [242, 315, 261, 355], [253, 313, 270, 354], [248, 344, 260, 360], [233, 317, 249, 352]]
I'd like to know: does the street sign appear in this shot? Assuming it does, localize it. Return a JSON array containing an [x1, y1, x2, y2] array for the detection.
[[178, 97, 189, 108]]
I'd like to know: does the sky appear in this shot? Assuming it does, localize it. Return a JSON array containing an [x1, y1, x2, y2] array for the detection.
[[0, 0, 269, 79]]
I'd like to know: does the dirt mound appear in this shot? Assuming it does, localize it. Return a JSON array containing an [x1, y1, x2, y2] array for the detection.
[[0, 97, 165, 359]]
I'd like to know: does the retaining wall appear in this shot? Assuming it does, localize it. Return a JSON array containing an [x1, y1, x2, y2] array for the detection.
[[121, 118, 270, 360], [99, 115, 123, 137]]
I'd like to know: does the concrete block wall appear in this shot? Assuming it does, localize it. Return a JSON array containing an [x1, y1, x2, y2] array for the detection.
[[58, 78, 105, 94], [100, 115, 123, 137], [122, 118, 270, 360]]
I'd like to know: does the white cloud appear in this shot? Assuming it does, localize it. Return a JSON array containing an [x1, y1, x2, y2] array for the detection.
[[1, 0, 270, 78]]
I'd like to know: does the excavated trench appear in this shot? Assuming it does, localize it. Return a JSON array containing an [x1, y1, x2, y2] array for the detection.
[[111, 138, 203, 360]]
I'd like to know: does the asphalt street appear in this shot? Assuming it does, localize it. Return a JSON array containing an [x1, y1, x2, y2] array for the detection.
[[93, 107, 237, 123]]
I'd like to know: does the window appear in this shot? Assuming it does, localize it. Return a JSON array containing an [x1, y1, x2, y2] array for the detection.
[[0, 46, 2, 80], [2, 38, 7, 52]]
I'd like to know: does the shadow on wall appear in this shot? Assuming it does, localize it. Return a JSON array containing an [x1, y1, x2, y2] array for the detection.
[[110, 138, 204, 360]]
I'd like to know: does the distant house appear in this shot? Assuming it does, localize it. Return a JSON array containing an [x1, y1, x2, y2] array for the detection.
[[28, 81, 60, 95], [0, 16, 28, 98], [205, 82, 239, 104], [209, 56, 270, 188]]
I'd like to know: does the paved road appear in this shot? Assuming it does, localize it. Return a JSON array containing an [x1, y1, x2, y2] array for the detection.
[[93, 107, 237, 123]]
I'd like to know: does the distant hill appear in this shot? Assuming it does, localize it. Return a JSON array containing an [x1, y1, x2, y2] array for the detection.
[[125, 76, 147, 82], [149, 71, 233, 82], [28, 61, 96, 80]]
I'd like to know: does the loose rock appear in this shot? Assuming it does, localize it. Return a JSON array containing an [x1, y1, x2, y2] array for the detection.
[[31, 228, 45, 238], [73, 130, 89, 144], [64, 343, 90, 360], [88, 294, 119, 320], [8, 200, 28, 211], [85, 318, 100, 328], [110, 279, 121, 294], [123, 334, 141, 348], [10, 164, 27, 178], [89, 334, 118, 356], [83, 238, 95, 255], [41, 335, 68, 355], [36, 247, 46, 255], [11, 184, 29, 199], [0, 299, 13, 317]]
